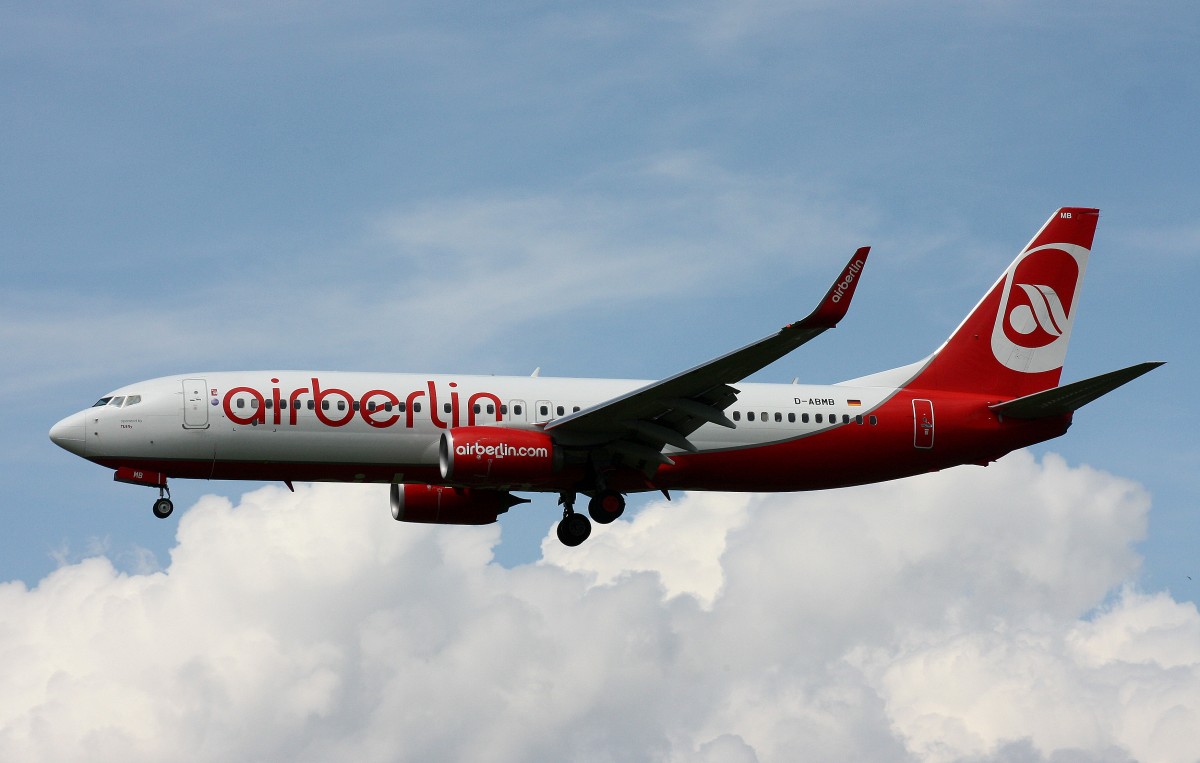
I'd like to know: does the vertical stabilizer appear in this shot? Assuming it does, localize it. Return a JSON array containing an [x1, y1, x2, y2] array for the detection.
[[909, 208, 1099, 397]]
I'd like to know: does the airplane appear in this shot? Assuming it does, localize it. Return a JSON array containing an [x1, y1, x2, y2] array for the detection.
[[49, 208, 1161, 546]]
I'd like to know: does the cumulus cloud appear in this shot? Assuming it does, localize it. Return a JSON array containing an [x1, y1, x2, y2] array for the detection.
[[2, 451, 1197, 763]]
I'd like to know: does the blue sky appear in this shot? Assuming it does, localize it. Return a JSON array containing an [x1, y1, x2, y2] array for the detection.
[[2, 3, 1198, 759]]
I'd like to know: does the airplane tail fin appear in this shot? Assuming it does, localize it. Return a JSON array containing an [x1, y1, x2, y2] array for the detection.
[[908, 208, 1100, 397]]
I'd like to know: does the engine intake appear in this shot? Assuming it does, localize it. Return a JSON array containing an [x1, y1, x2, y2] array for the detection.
[[439, 426, 560, 484]]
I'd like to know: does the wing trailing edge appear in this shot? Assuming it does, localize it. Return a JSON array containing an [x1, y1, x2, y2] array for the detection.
[[989, 362, 1163, 420]]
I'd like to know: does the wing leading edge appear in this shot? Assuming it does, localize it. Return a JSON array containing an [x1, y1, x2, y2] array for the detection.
[[546, 247, 871, 468]]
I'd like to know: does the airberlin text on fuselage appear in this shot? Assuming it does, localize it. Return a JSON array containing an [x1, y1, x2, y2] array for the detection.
[[221, 378, 503, 430]]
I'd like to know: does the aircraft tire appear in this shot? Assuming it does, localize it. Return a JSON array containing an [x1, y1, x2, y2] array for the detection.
[[557, 513, 591, 546], [152, 498, 174, 519], [587, 491, 625, 524]]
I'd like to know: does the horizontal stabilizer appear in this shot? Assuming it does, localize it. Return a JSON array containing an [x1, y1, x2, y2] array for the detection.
[[989, 362, 1163, 420]]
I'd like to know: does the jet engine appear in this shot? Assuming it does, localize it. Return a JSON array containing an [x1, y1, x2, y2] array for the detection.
[[390, 483, 528, 525], [439, 426, 561, 483]]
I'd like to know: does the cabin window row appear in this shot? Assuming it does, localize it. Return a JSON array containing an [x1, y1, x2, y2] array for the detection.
[[229, 397, 533, 417], [234, 398, 426, 413], [730, 410, 879, 426]]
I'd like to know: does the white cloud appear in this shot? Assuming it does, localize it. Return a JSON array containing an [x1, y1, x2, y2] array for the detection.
[[1, 452, 1196, 763]]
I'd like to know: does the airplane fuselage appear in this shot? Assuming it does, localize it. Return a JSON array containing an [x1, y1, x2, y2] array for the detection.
[[52, 370, 1070, 494]]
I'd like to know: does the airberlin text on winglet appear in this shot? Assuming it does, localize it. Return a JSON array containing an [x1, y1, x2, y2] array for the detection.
[[222, 378, 504, 430], [830, 257, 865, 303]]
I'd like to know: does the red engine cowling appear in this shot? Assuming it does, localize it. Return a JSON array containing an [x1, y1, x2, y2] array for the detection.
[[439, 426, 560, 484], [390, 483, 526, 525]]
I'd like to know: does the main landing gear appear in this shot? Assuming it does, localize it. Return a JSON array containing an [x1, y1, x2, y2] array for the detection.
[[555, 489, 627, 546]]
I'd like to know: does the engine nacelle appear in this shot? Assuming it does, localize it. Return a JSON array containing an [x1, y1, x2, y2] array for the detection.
[[439, 426, 560, 484], [390, 483, 526, 525]]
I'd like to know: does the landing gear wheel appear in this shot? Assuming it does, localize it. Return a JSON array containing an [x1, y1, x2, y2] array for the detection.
[[556, 512, 592, 547], [587, 490, 626, 524], [152, 498, 174, 519]]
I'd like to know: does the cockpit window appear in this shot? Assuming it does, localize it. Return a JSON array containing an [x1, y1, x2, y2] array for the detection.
[[108, 396, 126, 407], [125, 395, 141, 406], [93, 397, 113, 407]]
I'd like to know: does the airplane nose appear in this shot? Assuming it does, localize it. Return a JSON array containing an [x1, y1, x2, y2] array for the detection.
[[49, 411, 87, 456]]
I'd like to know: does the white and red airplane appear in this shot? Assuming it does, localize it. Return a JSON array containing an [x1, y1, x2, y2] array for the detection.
[[50, 208, 1160, 546]]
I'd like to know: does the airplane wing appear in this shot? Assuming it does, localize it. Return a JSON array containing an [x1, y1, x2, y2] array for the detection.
[[989, 361, 1164, 420], [545, 247, 871, 468]]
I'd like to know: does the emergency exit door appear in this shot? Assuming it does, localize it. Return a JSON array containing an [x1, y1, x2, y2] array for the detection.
[[183, 378, 209, 429], [912, 398, 934, 449]]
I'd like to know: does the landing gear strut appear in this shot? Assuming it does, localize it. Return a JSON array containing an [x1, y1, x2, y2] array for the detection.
[[556, 491, 591, 547], [152, 484, 173, 519]]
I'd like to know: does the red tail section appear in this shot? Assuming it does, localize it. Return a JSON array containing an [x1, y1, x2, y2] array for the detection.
[[908, 208, 1100, 397]]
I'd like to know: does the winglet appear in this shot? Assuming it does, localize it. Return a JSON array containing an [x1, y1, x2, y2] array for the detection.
[[797, 246, 871, 329]]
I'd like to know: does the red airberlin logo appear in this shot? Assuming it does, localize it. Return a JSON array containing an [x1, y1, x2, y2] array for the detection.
[[455, 441, 549, 459], [1000, 247, 1080, 350]]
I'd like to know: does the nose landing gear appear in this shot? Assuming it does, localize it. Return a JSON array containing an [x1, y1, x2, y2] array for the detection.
[[114, 466, 174, 519], [152, 488, 174, 519]]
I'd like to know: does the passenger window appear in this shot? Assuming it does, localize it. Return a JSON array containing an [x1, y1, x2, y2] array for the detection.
[[761, 411, 767, 421], [473, 404, 481, 414], [308, 400, 316, 410], [733, 411, 741, 421], [869, 415, 878, 426], [802, 413, 809, 423], [367, 401, 376, 412], [444, 403, 452, 413], [385, 402, 394, 412], [855, 415, 863, 425], [488, 404, 496, 414], [265, 399, 273, 409], [815, 413, 823, 423], [513, 404, 522, 415], [321, 401, 329, 410], [540, 405, 549, 416], [500, 404, 508, 415], [251, 399, 259, 409], [353, 401, 360, 411], [237, 399, 246, 409], [279, 399, 287, 410], [338, 401, 346, 411], [842, 414, 850, 424], [788, 413, 795, 423], [557, 405, 565, 416], [774, 412, 782, 423], [748, 412, 756, 422], [573, 406, 581, 413]]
